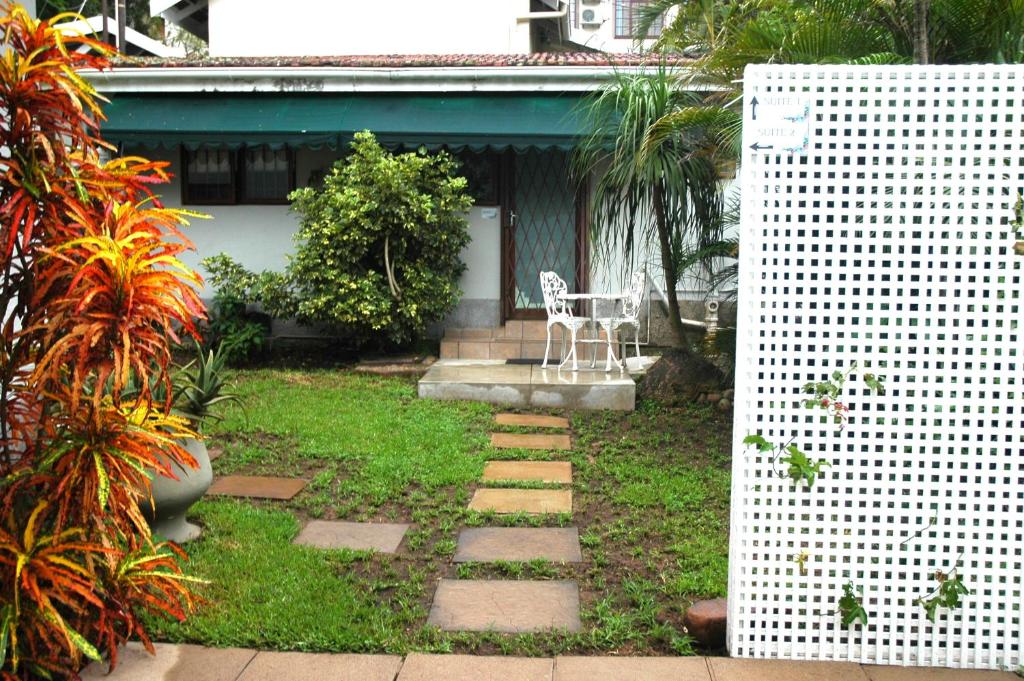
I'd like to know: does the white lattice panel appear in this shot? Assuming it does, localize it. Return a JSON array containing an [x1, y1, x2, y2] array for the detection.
[[729, 65, 1024, 670]]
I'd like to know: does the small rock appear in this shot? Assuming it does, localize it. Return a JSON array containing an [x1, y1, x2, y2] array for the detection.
[[684, 598, 727, 649], [722, 388, 735, 400], [718, 398, 732, 412], [706, 393, 722, 403]]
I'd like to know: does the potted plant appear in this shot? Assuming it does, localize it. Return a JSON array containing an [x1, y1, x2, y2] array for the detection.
[[145, 342, 241, 542]]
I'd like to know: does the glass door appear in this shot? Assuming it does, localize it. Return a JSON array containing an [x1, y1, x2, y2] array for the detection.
[[502, 149, 586, 319]]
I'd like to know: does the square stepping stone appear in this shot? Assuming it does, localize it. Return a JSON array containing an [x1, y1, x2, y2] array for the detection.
[[454, 527, 582, 563], [427, 579, 581, 633], [293, 520, 410, 553], [554, 657, 713, 681], [468, 488, 572, 514], [237, 651, 402, 681], [491, 432, 570, 451], [80, 642, 255, 680], [483, 460, 572, 483], [495, 413, 570, 429], [207, 475, 307, 500], [398, 653, 553, 681]]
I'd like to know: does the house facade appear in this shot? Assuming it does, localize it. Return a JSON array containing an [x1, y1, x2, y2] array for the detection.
[[88, 0, 708, 355]]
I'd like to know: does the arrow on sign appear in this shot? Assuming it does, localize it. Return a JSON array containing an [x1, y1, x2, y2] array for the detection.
[[750, 142, 774, 151], [750, 96, 759, 121]]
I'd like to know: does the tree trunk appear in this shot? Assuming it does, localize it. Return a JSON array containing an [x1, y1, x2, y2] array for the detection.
[[913, 0, 929, 65], [652, 182, 688, 349]]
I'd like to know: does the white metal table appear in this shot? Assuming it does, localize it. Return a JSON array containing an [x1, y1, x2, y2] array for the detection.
[[557, 292, 626, 372]]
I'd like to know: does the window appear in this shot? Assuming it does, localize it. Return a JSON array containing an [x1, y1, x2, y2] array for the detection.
[[614, 0, 663, 39], [182, 145, 295, 205], [455, 150, 500, 205]]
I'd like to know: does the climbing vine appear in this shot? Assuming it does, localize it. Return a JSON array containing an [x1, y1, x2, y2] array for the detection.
[[743, 363, 882, 489], [918, 557, 972, 623], [744, 363, 974, 629]]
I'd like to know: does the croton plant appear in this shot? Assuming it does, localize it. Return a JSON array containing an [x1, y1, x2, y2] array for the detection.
[[0, 5, 205, 678]]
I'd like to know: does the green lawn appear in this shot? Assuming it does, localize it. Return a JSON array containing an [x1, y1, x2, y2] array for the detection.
[[145, 369, 732, 656]]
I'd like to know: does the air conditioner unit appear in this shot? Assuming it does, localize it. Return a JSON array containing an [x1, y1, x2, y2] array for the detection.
[[580, 6, 603, 27]]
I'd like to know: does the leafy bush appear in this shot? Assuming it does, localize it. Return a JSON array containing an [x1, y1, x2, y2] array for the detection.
[[204, 132, 472, 347], [0, 7, 203, 677]]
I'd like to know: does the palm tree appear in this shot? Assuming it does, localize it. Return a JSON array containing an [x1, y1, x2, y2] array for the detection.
[[573, 66, 732, 349], [630, 0, 1024, 299], [639, 0, 1024, 80]]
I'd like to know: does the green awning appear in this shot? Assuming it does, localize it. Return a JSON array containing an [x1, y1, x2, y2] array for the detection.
[[101, 93, 588, 151]]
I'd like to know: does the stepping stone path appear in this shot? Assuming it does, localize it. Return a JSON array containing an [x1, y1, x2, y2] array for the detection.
[[482, 460, 572, 483], [427, 579, 582, 633], [293, 520, 410, 553], [491, 431, 571, 450], [208, 475, 307, 500], [454, 527, 582, 563], [427, 412, 583, 634]]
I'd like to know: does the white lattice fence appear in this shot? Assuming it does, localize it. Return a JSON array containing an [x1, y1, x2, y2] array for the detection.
[[729, 65, 1024, 670]]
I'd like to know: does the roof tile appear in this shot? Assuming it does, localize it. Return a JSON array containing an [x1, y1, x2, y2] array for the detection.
[[111, 52, 692, 69]]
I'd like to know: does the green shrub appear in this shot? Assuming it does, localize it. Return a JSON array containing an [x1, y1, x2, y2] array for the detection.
[[204, 132, 472, 347], [198, 254, 269, 364]]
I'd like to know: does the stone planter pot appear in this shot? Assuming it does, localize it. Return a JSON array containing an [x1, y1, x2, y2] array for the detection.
[[144, 437, 212, 543]]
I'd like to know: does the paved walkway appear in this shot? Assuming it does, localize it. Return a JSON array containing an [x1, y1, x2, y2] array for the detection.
[[82, 644, 1019, 680], [118, 411, 1017, 680]]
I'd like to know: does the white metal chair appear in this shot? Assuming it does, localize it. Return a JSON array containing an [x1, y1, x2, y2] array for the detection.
[[539, 271, 587, 371], [598, 269, 647, 363]]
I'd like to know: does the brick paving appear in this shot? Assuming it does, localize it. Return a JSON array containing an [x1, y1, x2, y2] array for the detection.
[[553, 656, 711, 681], [82, 646, 1022, 681], [236, 651, 401, 681], [397, 653, 552, 681]]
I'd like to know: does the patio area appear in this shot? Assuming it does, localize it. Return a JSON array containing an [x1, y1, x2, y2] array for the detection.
[[417, 360, 638, 411]]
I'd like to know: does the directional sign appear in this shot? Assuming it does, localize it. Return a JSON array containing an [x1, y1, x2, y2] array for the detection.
[[746, 94, 812, 155]]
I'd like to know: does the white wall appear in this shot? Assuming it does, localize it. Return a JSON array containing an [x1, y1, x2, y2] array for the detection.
[[135, 147, 501, 310], [566, 1, 666, 54], [207, 0, 532, 57]]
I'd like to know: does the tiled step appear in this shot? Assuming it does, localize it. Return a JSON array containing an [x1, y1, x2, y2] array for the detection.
[[440, 338, 613, 362], [454, 527, 583, 563], [441, 321, 620, 362], [443, 327, 495, 340], [468, 488, 572, 514], [427, 579, 582, 633]]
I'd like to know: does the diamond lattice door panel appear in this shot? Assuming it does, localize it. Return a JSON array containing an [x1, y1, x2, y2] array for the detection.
[[505, 149, 583, 316], [730, 65, 1023, 671]]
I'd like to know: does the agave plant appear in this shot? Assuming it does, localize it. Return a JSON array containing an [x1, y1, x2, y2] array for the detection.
[[0, 4, 206, 676], [174, 342, 242, 429]]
